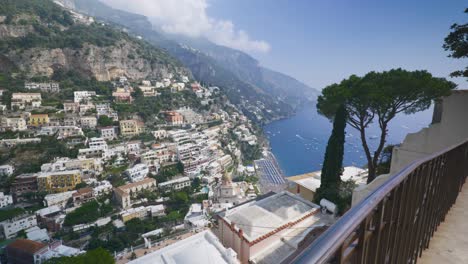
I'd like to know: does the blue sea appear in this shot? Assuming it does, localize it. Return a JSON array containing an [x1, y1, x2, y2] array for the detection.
[[264, 104, 433, 176]]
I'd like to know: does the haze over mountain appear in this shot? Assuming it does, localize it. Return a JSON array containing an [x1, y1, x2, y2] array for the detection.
[[56, 0, 319, 112]]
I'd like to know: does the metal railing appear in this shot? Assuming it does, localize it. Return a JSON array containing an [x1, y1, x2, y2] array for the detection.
[[292, 139, 468, 264]]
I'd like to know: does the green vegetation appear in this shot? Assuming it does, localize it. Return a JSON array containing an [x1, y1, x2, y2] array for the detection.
[[0, 208, 26, 222], [43, 248, 114, 264], [0, 0, 74, 26], [443, 8, 467, 78], [314, 105, 348, 213], [317, 69, 456, 183], [113, 90, 203, 121], [0, 136, 79, 174], [64, 200, 113, 226], [239, 142, 261, 165], [376, 145, 395, 175], [153, 162, 184, 183], [130, 132, 155, 142], [97, 115, 114, 127], [233, 175, 259, 183]]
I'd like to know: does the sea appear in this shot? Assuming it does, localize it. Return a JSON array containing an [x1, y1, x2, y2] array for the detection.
[[264, 104, 433, 176]]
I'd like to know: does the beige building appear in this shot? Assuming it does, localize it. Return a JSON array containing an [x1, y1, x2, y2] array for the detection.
[[288, 167, 367, 202], [63, 102, 80, 113], [120, 119, 145, 137], [11, 93, 42, 109], [114, 178, 157, 208], [80, 116, 97, 128], [1, 117, 27, 131], [37, 170, 82, 193], [214, 191, 328, 264]]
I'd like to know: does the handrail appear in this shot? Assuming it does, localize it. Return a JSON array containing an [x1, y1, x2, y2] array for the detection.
[[292, 138, 468, 264]]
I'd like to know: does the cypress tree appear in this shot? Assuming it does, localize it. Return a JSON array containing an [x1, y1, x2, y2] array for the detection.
[[315, 104, 347, 204]]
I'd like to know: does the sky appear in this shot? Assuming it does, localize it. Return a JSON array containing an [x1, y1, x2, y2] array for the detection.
[[102, 0, 466, 89]]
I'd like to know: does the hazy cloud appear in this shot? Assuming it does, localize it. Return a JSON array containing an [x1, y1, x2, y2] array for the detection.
[[100, 0, 271, 53]]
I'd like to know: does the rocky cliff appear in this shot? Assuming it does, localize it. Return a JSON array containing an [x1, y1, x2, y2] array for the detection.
[[4, 40, 186, 81], [0, 1, 190, 81]]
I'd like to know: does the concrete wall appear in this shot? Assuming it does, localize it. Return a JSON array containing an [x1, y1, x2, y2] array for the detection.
[[353, 90, 468, 206], [391, 91, 468, 174], [287, 184, 315, 202]]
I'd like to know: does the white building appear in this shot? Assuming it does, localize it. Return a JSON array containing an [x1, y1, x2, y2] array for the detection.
[[0, 165, 14, 177], [38, 126, 84, 139], [125, 164, 149, 182], [73, 91, 96, 103], [25, 82, 60, 93], [184, 203, 209, 229], [0, 192, 13, 208], [215, 191, 327, 264], [44, 191, 76, 208], [1, 215, 38, 239], [88, 137, 108, 151], [158, 177, 191, 192], [98, 126, 117, 140], [152, 130, 167, 139], [92, 180, 113, 197], [128, 230, 238, 264]]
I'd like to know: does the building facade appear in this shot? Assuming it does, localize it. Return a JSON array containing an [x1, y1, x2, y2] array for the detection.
[[37, 170, 82, 193]]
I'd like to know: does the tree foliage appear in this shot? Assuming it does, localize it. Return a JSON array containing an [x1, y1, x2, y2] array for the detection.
[[376, 145, 395, 175], [314, 105, 347, 209], [64, 200, 112, 226], [316, 105, 346, 199], [98, 115, 114, 127], [317, 69, 456, 183], [443, 8, 468, 78], [43, 248, 114, 264]]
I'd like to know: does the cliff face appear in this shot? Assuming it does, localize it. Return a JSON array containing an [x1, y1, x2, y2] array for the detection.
[[4, 40, 187, 81], [0, 3, 190, 81]]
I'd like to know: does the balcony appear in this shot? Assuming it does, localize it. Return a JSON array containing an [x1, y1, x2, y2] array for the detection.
[[291, 91, 468, 264], [291, 139, 468, 264]]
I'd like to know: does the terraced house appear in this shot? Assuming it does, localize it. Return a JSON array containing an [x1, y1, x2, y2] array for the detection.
[[37, 170, 82, 193], [28, 114, 50, 127], [119, 119, 145, 137]]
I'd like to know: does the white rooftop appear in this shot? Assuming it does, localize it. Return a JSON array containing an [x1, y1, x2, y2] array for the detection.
[[129, 230, 238, 264], [221, 191, 320, 241], [26, 227, 50, 242], [36, 205, 61, 217], [315, 166, 368, 184]]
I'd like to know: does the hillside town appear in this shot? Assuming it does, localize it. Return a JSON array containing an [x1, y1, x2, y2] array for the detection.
[[0, 72, 300, 263]]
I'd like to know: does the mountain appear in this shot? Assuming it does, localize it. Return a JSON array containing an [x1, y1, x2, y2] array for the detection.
[[55, 0, 318, 122], [171, 35, 319, 105], [0, 0, 188, 82]]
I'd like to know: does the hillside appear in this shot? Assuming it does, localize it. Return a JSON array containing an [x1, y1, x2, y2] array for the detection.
[[0, 0, 189, 82], [55, 0, 317, 122]]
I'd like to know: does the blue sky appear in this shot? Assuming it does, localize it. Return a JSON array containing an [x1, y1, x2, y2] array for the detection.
[[208, 0, 467, 89], [103, 0, 466, 89]]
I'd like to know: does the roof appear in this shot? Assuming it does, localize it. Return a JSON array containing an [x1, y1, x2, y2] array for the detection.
[[128, 230, 238, 264], [36, 205, 61, 217], [7, 239, 47, 254], [289, 166, 368, 188], [158, 176, 190, 187], [220, 191, 320, 242], [73, 187, 93, 196], [118, 178, 156, 191], [26, 228, 50, 242]]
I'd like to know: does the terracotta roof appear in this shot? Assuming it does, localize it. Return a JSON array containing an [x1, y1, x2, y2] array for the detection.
[[7, 239, 47, 254], [73, 187, 93, 196], [118, 178, 156, 191]]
